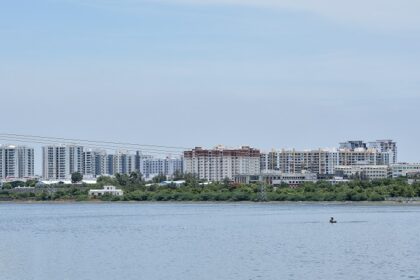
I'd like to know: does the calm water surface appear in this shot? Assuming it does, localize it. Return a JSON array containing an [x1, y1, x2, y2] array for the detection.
[[0, 203, 419, 280]]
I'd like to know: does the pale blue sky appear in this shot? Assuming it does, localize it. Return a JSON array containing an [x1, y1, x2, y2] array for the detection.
[[1, 0, 420, 171]]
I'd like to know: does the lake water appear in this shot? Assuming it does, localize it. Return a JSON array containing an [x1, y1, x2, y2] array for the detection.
[[0, 203, 419, 280]]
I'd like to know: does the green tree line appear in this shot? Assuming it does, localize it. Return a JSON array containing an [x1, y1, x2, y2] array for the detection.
[[1, 173, 420, 202]]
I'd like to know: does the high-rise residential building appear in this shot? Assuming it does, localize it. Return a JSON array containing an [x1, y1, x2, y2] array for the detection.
[[106, 154, 114, 175], [0, 145, 34, 179], [112, 150, 136, 175], [135, 153, 183, 179], [369, 140, 397, 164], [42, 145, 83, 180], [260, 145, 392, 176], [166, 157, 183, 178], [339, 140, 367, 150], [260, 149, 339, 175], [83, 149, 97, 177], [183, 146, 260, 181], [95, 150, 109, 176], [81, 149, 111, 177]]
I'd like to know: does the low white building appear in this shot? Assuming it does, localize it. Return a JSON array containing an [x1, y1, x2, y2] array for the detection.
[[159, 180, 186, 187], [407, 172, 420, 185], [326, 177, 351, 185], [391, 163, 420, 178], [334, 165, 390, 180], [36, 179, 98, 186], [89, 185, 123, 197], [235, 171, 317, 187]]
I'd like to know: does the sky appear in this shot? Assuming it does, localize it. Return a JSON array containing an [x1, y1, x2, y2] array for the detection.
[[1, 0, 420, 173]]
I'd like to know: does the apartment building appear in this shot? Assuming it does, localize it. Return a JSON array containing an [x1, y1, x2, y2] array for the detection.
[[260, 149, 339, 175], [391, 163, 420, 178], [0, 145, 34, 179], [112, 150, 136, 175], [136, 155, 183, 179], [42, 145, 83, 180], [235, 171, 317, 186], [95, 150, 109, 176], [334, 165, 390, 180], [261, 140, 396, 176], [369, 140, 397, 164], [183, 146, 260, 181]]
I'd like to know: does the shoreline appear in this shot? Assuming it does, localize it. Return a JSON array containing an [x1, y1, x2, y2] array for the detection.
[[1, 200, 420, 206]]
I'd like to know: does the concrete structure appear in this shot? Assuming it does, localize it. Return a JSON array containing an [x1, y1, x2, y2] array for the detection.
[[326, 177, 351, 185], [0, 145, 34, 180], [340, 140, 367, 150], [391, 163, 420, 178], [159, 180, 186, 187], [369, 140, 397, 164], [407, 172, 420, 185], [95, 150, 109, 176], [235, 171, 317, 187], [260, 147, 391, 176], [88, 185, 123, 197], [42, 145, 83, 180], [260, 149, 339, 175], [136, 153, 183, 179], [36, 179, 97, 186], [83, 149, 97, 177], [112, 150, 136, 175], [339, 139, 397, 164], [184, 146, 260, 181], [334, 165, 390, 180]]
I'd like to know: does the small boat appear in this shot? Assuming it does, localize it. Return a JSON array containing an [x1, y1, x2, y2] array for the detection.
[[329, 217, 337, 223]]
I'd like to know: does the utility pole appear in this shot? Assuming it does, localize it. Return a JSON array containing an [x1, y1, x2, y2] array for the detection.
[[258, 182, 267, 202]]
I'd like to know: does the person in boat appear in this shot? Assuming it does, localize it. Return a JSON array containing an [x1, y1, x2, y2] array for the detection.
[[329, 217, 337, 223]]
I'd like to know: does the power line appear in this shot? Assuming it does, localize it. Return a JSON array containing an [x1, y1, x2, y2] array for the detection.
[[0, 137, 184, 156], [0, 133, 191, 151]]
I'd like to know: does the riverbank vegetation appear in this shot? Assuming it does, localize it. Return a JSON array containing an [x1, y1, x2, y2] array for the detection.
[[1, 173, 420, 202]]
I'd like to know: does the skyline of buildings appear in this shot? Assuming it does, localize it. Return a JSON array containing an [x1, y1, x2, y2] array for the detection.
[[0, 139, 415, 183], [41, 146, 184, 180], [183, 139, 401, 182]]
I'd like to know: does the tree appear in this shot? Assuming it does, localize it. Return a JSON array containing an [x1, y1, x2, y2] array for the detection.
[[71, 172, 83, 183], [173, 170, 184, 181], [25, 179, 38, 187], [223, 177, 231, 187], [184, 173, 199, 187], [97, 175, 118, 186], [9, 181, 25, 188], [115, 173, 130, 186], [129, 171, 143, 184], [153, 173, 167, 184]]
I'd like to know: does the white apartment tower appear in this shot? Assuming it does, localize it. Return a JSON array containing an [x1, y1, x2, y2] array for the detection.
[[183, 146, 261, 181], [369, 140, 397, 164], [112, 150, 136, 175], [135, 153, 183, 179], [260, 140, 397, 176], [42, 145, 83, 180], [0, 145, 34, 179], [83, 149, 97, 177], [95, 150, 109, 176]]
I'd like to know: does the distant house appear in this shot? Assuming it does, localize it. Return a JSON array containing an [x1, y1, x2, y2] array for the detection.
[[89, 186, 123, 197], [407, 172, 420, 185], [159, 180, 186, 187], [36, 179, 98, 187]]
